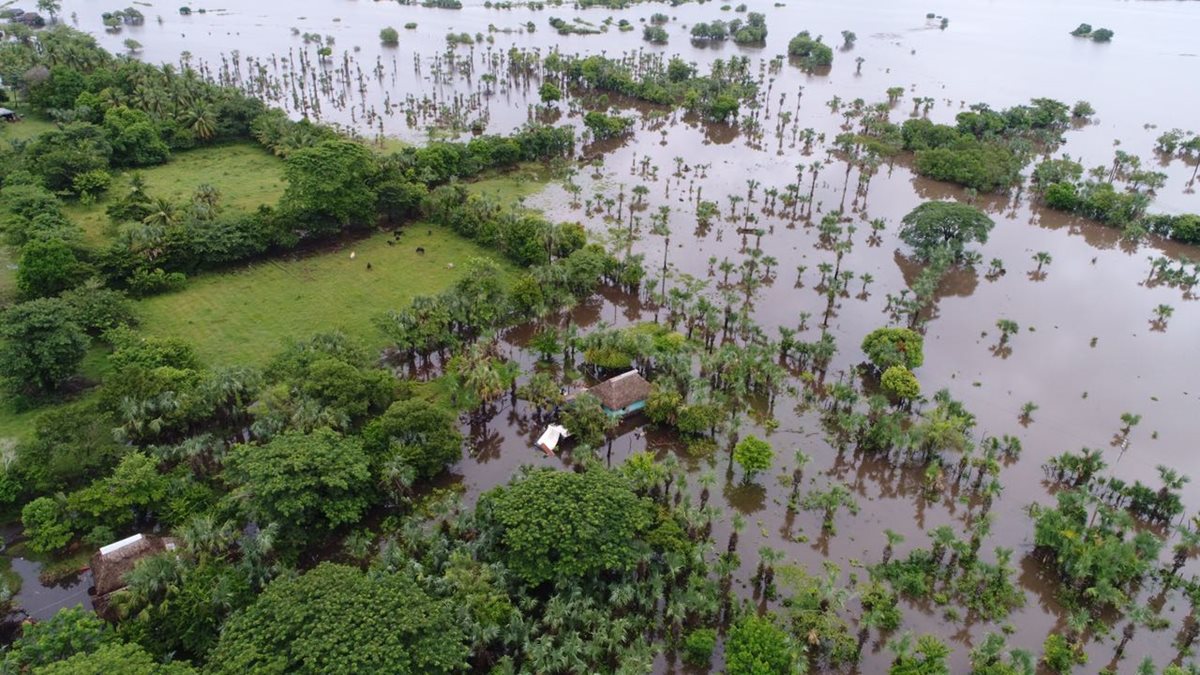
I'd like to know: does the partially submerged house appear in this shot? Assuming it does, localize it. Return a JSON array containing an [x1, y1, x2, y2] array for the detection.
[[537, 370, 652, 455], [586, 369, 652, 417], [90, 534, 178, 619]]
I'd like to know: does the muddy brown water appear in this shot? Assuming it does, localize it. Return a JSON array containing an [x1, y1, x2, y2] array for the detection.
[[27, 0, 1200, 671]]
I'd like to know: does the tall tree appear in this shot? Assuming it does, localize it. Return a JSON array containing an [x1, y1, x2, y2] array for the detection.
[[0, 298, 88, 394]]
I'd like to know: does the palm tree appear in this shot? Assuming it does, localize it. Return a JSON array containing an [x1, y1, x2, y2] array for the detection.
[[184, 101, 217, 141], [1113, 605, 1153, 660], [142, 197, 178, 228], [995, 319, 1019, 345], [788, 450, 811, 511], [882, 528, 905, 564], [929, 525, 956, 565], [698, 469, 717, 508], [1151, 303, 1174, 329], [728, 512, 745, 552], [1032, 251, 1052, 273], [801, 483, 859, 534]]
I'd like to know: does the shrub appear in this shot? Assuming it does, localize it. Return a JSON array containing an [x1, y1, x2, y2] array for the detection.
[[643, 25, 668, 43], [881, 366, 920, 400], [682, 628, 717, 666], [21, 496, 74, 553], [861, 327, 924, 370], [788, 31, 833, 66], [380, 26, 399, 45], [734, 435, 773, 481]]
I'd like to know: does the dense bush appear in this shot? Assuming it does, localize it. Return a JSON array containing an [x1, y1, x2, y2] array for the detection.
[[481, 467, 653, 584], [861, 327, 925, 370], [787, 31, 833, 67], [0, 297, 89, 395], [208, 564, 467, 674]]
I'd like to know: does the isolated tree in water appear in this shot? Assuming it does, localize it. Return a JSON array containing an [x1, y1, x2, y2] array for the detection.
[[898, 201, 995, 263]]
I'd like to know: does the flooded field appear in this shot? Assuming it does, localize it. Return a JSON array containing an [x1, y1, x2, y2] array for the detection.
[[17, 0, 1200, 670]]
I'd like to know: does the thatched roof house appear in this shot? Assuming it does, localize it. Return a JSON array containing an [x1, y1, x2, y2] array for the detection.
[[585, 370, 651, 417], [90, 534, 178, 619]]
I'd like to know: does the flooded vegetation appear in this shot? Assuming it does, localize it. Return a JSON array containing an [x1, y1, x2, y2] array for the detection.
[[0, 0, 1198, 672]]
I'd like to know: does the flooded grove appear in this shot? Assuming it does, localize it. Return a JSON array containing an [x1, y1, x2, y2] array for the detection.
[[35, 0, 1200, 671]]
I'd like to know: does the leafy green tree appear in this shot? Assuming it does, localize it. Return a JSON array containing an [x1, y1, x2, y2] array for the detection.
[[734, 435, 774, 483], [17, 238, 85, 298], [583, 111, 633, 141], [861, 326, 925, 370], [21, 496, 74, 553], [36, 641, 196, 674], [538, 82, 562, 105], [1090, 28, 1113, 42], [223, 429, 373, 542], [103, 107, 170, 167], [37, 0, 63, 22], [0, 298, 88, 394], [208, 563, 465, 674], [281, 139, 379, 233], [682, 628, 717, 666], [379, 26, 399, 45], [24, 122, 113, 194], [899, 201, 995, 263], [560, 391, 616, 448], [11, 398, 122, 495], [362, 399, 462, 480], [1040, 633, 1086, 673], [482, 467, 653, 584], [787, 31, 833, 66], [0, 606, 115, 672], [26, 65, 85, 111], [643, 25, 669, 44], [881, 366, 920, 400], [725, 614, 797, 675]]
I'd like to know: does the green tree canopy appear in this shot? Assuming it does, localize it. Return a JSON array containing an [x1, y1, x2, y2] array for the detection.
[[362, 399, 462, 480], [881, 366, 921, 400], [223, 429, 373, 542], [0, 606, 116, 672], [281, 139, 379, 234], [861, 327, 925, 371], [734, 435, 774, 482], [898, 201, 995, 263], [17, 238, 85, 298], [787, 31, 833, 67], [207, 563, 467, 674], [481, 468, 653, 584], [35, 641, 196, 674], [725, 614, 797, 675], [0, 298, 88, 395]]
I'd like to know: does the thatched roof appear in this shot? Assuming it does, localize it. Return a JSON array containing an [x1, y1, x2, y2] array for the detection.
[[586, 370, 651, 411], [90, 534, 178, 598]]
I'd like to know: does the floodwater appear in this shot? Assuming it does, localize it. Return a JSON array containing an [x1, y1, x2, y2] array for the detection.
[[38, 0, 1200, 670], [0, 526, 92, 635]]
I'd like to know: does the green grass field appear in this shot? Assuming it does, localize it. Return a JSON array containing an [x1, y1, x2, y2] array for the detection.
[[135, 224, 515, 366], [64, 142, 286, 245], [0, 153, 552, 442], [0, 107, 57, 144]]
